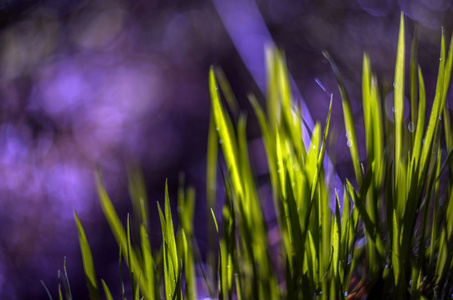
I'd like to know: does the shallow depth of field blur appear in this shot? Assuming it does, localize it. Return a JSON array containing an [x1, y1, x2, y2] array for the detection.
[[0, 0, 452, 298]]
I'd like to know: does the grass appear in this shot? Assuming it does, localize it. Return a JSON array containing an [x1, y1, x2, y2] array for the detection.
[[44, 14, 453, 299]]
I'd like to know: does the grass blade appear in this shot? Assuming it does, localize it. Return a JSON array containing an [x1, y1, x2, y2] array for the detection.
[[74, 211, 99, 300], [394, 12, 405, 194], [323, 51, 362, 186], [209, 66, 243, 198], [101, 280, 113, 300], [41, 281, 54, 300]]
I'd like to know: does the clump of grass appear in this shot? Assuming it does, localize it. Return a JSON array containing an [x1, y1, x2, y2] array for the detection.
[[45, 14, 453, 299]]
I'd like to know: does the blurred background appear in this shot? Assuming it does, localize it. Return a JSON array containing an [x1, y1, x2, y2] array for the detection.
[[0, 0, 452, 298]]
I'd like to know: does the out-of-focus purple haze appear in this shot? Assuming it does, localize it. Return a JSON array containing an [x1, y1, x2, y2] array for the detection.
[[0, 0, 451, 298]]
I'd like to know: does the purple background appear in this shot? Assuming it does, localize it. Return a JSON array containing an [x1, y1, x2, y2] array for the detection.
[[0, 0, 452, 298]]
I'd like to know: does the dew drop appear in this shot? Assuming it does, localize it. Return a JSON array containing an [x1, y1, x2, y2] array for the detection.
[[347, 254, 352, 264], [219, 139, 223, 144], [293, 164, 300, 171], [312, 145, 316, 149], [439, 115, 442, 120], [345, 131, 351, 139], [344, 292, 348, 296], [347, 139, 353, 148], [393, 82, 396, 88], [408, 122, 415, 133], [215, 127, 219, 131], [392, 107, 396, 113], [277, 169, 281, 173]]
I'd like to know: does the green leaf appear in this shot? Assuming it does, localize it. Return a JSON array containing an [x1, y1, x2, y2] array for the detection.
[[158, 180, 181, 300], [410, 29, 419, 127], [323, 51, 362, 185], [209, 67, 243, 198], [140, 225, 155, 299], [126, 214, 136, 300], [394, 12, 405, 191], [418, 31, 446, 185], [362, 54, 373, 161], [95, 170, 149, 299], [215, 66, 239, 116], [392, 209, 400, 286], [74, 211, 99, 300], [332, 194, 341, 279], [211, 208, 219, 234], [411, 67, 426, 171], [101, 280, 113, 300]]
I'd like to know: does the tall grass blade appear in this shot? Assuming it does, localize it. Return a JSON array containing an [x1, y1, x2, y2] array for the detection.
[[74, 211, 99, 300], [95, 170, 149, 299], [101, 280, 113, 300], [323, 51, 362, 185], [41, 281, 54, 300], [394, 12, 405, 194], [209, 66, 243, 198]]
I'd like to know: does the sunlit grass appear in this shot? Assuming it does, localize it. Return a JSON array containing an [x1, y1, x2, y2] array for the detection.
[[45, 14, 453, 299]]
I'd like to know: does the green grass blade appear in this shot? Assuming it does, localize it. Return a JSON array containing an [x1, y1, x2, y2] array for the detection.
[[443, 32, 453, 103], [211, 208, 219, 234], [126, 214, 136, 300], [101, 280, 113, 300], [346, 178, 375, 239], [164, 180, 179, 278], [265, 47, 280, 132], [332, 194, 341, 279], [410, 29, 419, 127], [323, 51, 362, 185], [394, 12, 405, 193], [206, 112, 219, 290], [362, 54, 373, 161], [207, 113, 218, 209], [418, 31, 446, 185], [411, 67, 426, 171], [157, 202, 170, 298], [215, 66, 239, 116], [318, 95, 333, 169], [74, 211, 100, 300], [158, 180, 181, 300], [446, 188, 453, 237], [119, 247, 127, 300], [392, 209, 400, 287], [58, 281, 63, 300], [127, 165, 149, 229], [95, 170, 148, 299], [140, 225, 155, 299], [209, 66, 243, 198]]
